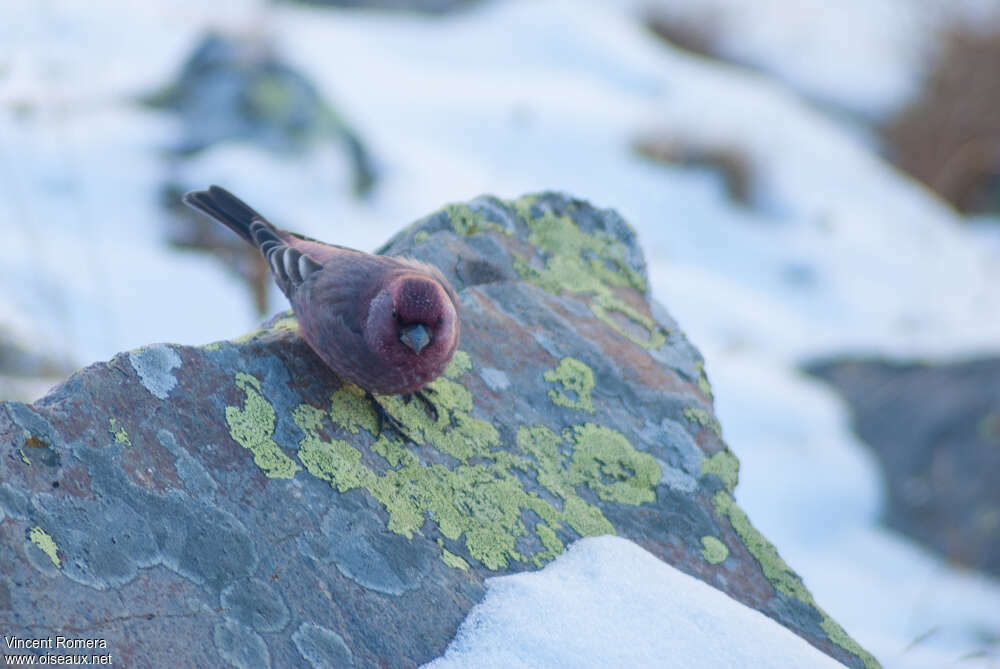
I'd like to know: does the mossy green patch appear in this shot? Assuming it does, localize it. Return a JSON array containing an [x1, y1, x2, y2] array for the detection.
[[507, 195, 667, 349], [544, 357, 595, 413], [108, 417, 132, 447], [225, 373, 301, 479], [700, 535, 729, 564], [414, 230, 430, 244], [29, 526, 61, 568], [683, 407, 722, 438], [701, 450, 739, 491], [713, 491, 879, 668], [444, 203, 512, 237]]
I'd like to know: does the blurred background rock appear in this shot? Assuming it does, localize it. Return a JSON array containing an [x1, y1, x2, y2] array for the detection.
[[146, 30, 377, 313], [806, 357, 1000, 579]]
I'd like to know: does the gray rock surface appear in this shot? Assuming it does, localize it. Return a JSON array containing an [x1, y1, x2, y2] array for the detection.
[[806, 357, 1000, 578], [0, 193, 876, 668]]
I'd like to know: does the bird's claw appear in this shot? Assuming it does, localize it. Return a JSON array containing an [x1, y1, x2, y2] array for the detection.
[[402, 389, 439, 422], [414, 390, 439, 422], [366, 391, 417, 443]]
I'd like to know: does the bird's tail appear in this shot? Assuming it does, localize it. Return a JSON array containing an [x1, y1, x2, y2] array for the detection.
[[182, 185, 265, 244]]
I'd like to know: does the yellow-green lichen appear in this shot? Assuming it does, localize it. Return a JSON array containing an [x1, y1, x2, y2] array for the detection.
[[373, 375, 499, 463], [713, 491, 879, 668], [713, 491, 811, 602], [701, 450, 739, 491], [223, 365, 659, 571], [19, 448, 30, 466], [589, 297, 668, 349], [297, 403, 377, 492], [683, 407, 723, 438], [225, 373, 301, 479], [506, 196, 669, 349], [544, 357, 595, 413], [29, 526, 61, 568], [820, 617, 881, 669], [108, 417, 132, 446], [512, 196, 646, 293], [565, 424, 661, 506], [535, 522, 565, 555], [695, 362, 713, 398], [444, 203, 512, 237], [414, 230, 430, 244], [444, 350, 472, 379], [700, 535, 729, 564], [438, 539, 470, 572], [232, 315, 299, 344], [327, 384, 378, 436]]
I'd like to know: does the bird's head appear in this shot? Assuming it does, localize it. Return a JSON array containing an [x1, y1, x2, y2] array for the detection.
[[364, 273, 459, 375]]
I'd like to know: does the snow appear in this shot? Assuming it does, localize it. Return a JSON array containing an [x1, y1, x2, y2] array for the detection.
[[634, 0, 1000, 120], [3, 0, 1000, 666], [424, 536, 845, 669]]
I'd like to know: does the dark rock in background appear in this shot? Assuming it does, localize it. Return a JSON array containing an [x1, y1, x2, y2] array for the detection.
[[144, 31, 376, 197], [806, 357, 1000, 578], [0, 194, 876, 668]]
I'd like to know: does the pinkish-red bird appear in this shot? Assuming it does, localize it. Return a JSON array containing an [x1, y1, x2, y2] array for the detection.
[[184, 186, 460, 433]]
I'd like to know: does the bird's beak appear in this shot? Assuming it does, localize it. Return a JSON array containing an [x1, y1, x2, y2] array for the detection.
[[399, 323, 431, 354]]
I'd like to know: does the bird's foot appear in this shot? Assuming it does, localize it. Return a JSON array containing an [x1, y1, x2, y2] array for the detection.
[[366, 391, 417, 443], [403, 388, 439, 422]]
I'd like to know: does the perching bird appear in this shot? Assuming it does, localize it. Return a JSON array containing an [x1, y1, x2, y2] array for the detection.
[[183, 185, 459, 435]]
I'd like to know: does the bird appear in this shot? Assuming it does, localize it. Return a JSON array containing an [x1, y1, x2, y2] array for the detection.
[[183, 185, 460, 437]]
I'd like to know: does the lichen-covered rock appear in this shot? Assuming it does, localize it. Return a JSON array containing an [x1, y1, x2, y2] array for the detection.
[[806, 357, 1000, 578], [0, 194, 877, 668]]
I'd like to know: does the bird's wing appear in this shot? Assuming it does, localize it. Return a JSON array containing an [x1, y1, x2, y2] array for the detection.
[[183, 185, 326, 297], [246, 220, 324, 297]]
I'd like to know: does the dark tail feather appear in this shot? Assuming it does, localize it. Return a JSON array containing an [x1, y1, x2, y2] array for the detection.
[[182, 185, 267, 244]]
